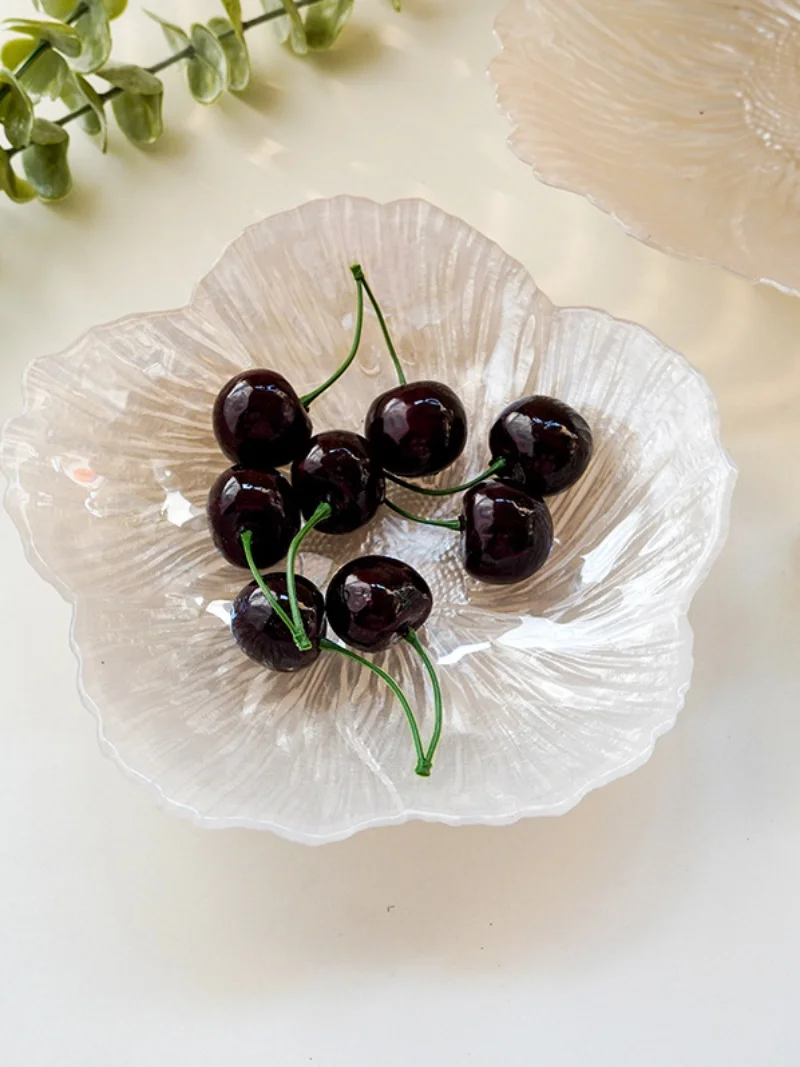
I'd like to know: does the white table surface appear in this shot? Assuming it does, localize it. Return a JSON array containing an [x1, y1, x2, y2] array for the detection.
[[2, 2, 799, 1064]]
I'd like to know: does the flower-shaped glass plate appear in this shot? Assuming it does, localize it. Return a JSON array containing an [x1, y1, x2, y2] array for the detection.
[[491, 0, 800, 294], [1, 197, 735, 843]]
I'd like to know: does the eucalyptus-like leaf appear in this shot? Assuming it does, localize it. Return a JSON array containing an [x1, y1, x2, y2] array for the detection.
[[32, 0, 74, 19], [208, 17, 251, 92], [221, 0, 243, 39], [145, 10, 190, 53], [187, 23, 228, 104], [102, 0, 128, 18], [0, 147, 36, 202], [0, 67, 34, 148], [0, 37, 33, 69], [1, 38, 68, 100], [34, 0, 128, 18], [4, 18, 82, 58], [21, 117, 72, 200], [97, 62, 162, 94], [104, 67, 164, 145], [261, 0, 308, 55], [60, 70, 107, 150], [71, 0, 112, 74], [304, 0, 354, 50]]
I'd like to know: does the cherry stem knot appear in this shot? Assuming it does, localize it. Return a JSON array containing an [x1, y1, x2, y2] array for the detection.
[[241, 530, 298, 638], [404, 628, 443, 772], [319, 637, 430, 776]]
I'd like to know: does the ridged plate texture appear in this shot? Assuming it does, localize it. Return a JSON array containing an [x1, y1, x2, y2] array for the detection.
[[0, 197, 735, 843], [491, 0, 800, 294]]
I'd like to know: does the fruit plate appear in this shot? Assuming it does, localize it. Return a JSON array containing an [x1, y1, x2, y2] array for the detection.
[[0, 196, 735, 844], [490, 0, 800, 295]]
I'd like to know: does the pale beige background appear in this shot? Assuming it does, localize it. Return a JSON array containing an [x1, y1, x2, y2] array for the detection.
[[1, 2, 798, 1064]]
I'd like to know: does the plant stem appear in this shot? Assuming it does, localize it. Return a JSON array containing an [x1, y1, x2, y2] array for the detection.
[[385, 498, 460, 531], [6, 0, 323, 153], [299, 268, 365, 408], [241, 529, 298, 636], [386, 457, 507, 497], [404, 628, 442, 771], [0, 2, 88, 108], [320, 637, 430, 776], [351, 264, 407, 386], [286, 501, 331, 650]]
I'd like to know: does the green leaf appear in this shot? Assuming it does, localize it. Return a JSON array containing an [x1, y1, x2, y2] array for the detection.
[[0, 68, 34, 148], [1, 38, 68, 100], [60, 70, 107, 150], [390, 0, 401, 9], [145, 10, 190, 52], [208, 17, 251, 92], [304, 0, 354, 50], [1, 37, 34, 69], [0, 148, 36, 202], [102, 0, 128, 18], [221, 0, 243, 39], [261, 0, 308, 55], [71, 0, 112, 73], [35, 0, 128, 19], [21, 117, 72, 200], [97, 62, 162, 94], [111, 92, 163, 145], [3, 18, 82, 58], [32, 1, 74, 19], [187, 23, 228, 104]]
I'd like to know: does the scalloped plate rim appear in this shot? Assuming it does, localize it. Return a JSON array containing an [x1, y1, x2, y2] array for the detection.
[[0, 195, 738, 844], [488, 2, 800, 298]]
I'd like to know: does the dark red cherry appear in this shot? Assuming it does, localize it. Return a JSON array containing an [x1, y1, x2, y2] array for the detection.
[[489, 395, 592, 496], [365, 380, 467, 477], [231, 574, 325, 671], [213, 369, 312, 469], [461, 481, 553, 585], [291, 431, 385, 535], [326, 555, 432, 652], [207, 467, 299, 569]]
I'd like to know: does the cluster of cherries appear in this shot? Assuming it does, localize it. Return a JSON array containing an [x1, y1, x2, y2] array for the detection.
[[206, 264, 593, 777]]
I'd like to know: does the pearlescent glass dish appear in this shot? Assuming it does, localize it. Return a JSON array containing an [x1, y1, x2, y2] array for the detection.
[[491, 0, 800, 294], [0, 197, 735, 844]]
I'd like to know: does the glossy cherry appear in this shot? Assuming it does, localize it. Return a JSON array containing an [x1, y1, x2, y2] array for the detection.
[[213, 369, 312, 470], [291, 431, 385, 535], [231, 574, 326, 671], [365, 380, 467, 477], [461, 480, 553, 585], [207, 466, 299, 569], [489, 395, 592, 496], [326, 555, 433, 652]]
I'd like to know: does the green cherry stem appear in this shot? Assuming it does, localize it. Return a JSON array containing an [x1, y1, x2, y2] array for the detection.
[[319, 638, 430, 777], [240, 530, 298, 637], [299, 270, 365, 408], [386, 457, 507, 497], [404, 628, 443, 771], [286, 502, 332, 651], [385, 498, 461, 531], [351, 264, 407, 387]]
